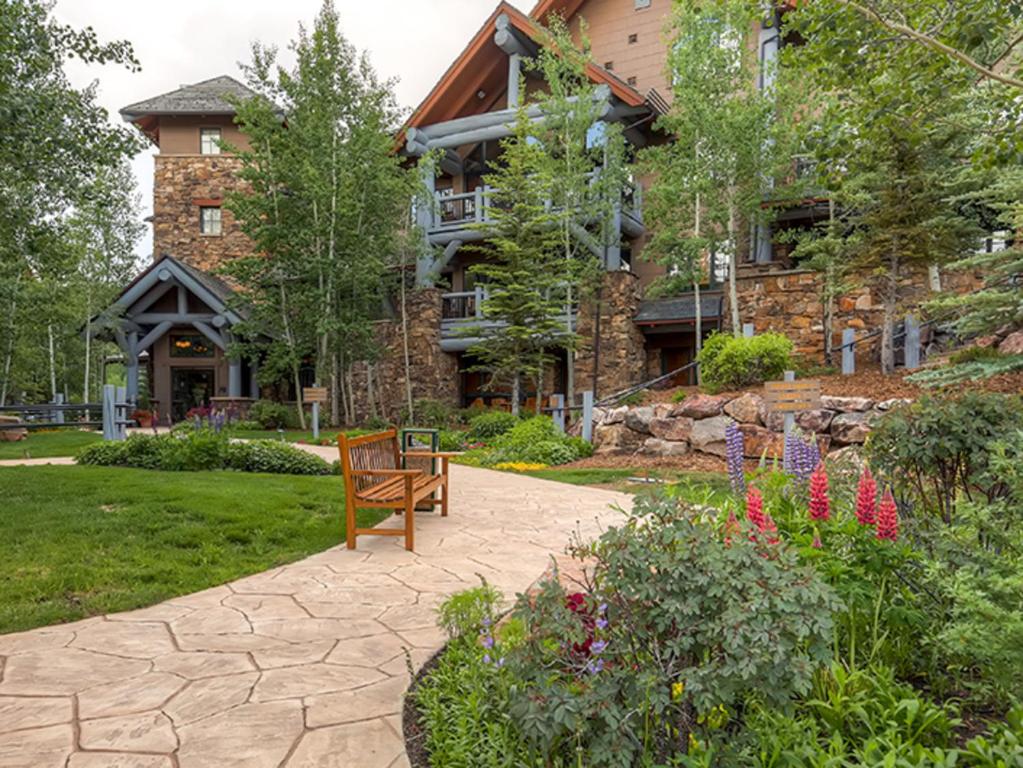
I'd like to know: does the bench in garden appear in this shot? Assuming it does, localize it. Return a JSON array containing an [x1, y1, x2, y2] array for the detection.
[[337, 429, 455, 551]]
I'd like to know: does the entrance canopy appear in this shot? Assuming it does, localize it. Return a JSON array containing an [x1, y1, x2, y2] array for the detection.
[[91, 255, 247, 404]]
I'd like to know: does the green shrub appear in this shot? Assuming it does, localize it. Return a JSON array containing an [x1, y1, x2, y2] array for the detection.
[[437, 582, 502, 639], [437, 429, 466, 452], [467, 410, 519, 441], [697, 331, 794, 392], [866, 392, 1023, 522], [248, 400, 291, 430], [671, 389, 687, 403], [362, 415, 389, 431], [401, 398, 454, 429], [505, 491, 840, 766], [949, 345, 1003, 365], [618, 388, 646, 406], [225, 440, 331, 475]]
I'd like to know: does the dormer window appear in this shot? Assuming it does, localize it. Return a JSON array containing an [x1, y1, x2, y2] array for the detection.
[[200, 128, 222, 155]]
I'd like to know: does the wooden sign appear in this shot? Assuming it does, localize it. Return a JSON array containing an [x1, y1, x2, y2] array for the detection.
[[763, 379, 821, 413], [303, 387, 328, 403]]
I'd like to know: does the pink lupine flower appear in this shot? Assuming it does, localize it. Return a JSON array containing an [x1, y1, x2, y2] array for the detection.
[[855, 466, 878, 526], [876, 487, 899, 541], [746, 487, 765, 531], [808, 462, 830, 522]]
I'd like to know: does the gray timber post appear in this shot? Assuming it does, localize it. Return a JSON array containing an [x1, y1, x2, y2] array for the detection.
[[414, 158, 436, 287], [311, 402, 320, 442], [102, 384, 115, 440], [474, 187, 484, 223], [582, 390, 594, 443], [228, 359, 242, 398], [743, 323, 755, 338], [53, 393, 65, 425], [842, 329, 856, 375], [782, 370, 795, 469], [474, 285, 484, 319], [551, 394, 565, 433], [904, 314, 920, 370], [116, 385, 127, 440], [125, 331, 139, 406], [507, 53, 522, 108]]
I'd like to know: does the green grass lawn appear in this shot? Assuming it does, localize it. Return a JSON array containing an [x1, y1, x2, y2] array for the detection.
[[523, 467, 731, 502], [0, 429, 102, 460], [0, 465, 387, 634]]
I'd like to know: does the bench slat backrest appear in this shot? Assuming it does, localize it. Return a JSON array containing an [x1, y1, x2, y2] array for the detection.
[[339, 429, 400, 494]]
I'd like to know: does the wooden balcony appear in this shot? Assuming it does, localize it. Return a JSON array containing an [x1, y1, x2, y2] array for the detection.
[[439, 288, 578, 353], [424, 177, 644, 246]]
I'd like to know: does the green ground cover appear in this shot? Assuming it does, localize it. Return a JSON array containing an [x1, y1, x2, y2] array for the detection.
[[0, 465, 385, 633], [0, 429, 102, 460]]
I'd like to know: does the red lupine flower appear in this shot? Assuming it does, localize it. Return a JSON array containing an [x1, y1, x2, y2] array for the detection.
[[746, 487, 765, 531], [762, 513, 780, 545], [808, 462, 830, 522], [876, 487, 899, 541], [855, 466, 878, 526]]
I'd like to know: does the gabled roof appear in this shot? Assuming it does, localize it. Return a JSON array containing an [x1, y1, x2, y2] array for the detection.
[[120, 75, 256, 121], [403, 1, 646, 133]]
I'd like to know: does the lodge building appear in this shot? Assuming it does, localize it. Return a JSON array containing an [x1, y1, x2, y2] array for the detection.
[[97, 0, 962, 422]]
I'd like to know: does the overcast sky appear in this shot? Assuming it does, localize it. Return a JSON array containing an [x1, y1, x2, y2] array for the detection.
[[53, 0, 533, 260]]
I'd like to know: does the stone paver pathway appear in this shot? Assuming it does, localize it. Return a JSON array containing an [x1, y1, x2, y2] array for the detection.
[[0, 464, 630, 767]]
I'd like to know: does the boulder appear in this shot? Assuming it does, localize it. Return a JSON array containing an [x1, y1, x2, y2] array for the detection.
[[820, 395, 875, 412], [797, 409, 836, 433], [876, 398, 912, 412], [0, 415, 26, 442], [624, 406, 656, 435], [975, 334, 999, 348], [689, 415, 730, 457], [671, 393, 730, 419], [649, 416, 695, 442], [830, 412, 874, 444], [653, 402, 674, 419], [998, 330, 1023, 355], [602, 406, 628, 426], [737, 424, 785, 460], [723, 392, 764, 424], [638, 437, 691, 457], [594, 423, 644, 455]]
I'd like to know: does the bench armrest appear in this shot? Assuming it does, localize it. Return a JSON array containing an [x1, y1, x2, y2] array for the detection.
[[350, 468, 423, 477]]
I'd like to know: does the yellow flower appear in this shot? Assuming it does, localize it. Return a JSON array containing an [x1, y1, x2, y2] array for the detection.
[[671, 681, 685, 700], [493, 461, 549, 472], [688, 732, 700, 751]]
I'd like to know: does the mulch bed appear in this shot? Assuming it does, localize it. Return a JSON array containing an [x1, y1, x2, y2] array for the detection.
[[563, 452, 761, 474]]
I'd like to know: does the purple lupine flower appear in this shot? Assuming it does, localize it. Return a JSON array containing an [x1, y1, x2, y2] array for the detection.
[[482, 635, 495, 649], [483, 653, 491, 664], [591, 639, 608, 655], [596, 617, 608, 631], [783, 430, 797, 473], [725, 420, 746, 494], [586, 658, 604, 675]]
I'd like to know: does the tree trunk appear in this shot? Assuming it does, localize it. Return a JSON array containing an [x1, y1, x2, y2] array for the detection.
[[511, 372, 521, 417], [823, 199, 837, 366], [47, 323, 57, 402], [400, 259, 414, 423], [727, 201, 741, 336], [693, 191, 703, 384], [330, 352, 340, 426]]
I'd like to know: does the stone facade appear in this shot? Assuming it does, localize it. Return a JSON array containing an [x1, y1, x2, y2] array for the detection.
[[574, 271, 648, 398], [729, 264, 982, 361], [153, 155, 251, 272]]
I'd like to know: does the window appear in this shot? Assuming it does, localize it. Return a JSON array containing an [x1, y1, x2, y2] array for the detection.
[[627, 76, 638, 86], [628, 33, 638, 44], [604, 61, 614, 71], [200, 127, 222, 155], [169, 333, 214, 358], [635, 0, 651, 8], [199, 206, 222, 236]]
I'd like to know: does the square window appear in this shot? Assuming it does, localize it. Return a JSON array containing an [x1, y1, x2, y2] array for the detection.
[[200, 128, 222, 155], [628, 33, 638, 44], [604, 61, 614, 71], [635, 0, 651, 8], [199, 206, 222, 235], [627, 76, 638, 86]]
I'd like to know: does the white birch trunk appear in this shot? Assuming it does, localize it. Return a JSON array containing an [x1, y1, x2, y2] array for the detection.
[[727, 200, 741, 336]]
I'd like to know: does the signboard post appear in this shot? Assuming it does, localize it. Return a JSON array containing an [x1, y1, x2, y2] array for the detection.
[[763, 372, 821, 470], [303, 387, 328, 441]]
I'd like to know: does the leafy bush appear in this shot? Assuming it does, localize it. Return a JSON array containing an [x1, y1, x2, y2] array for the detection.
[[504, 492, 840, 766], [458, 416, 591, 467], [76, 431, 331, 476], [467, 410, 519, 441], [671, 389, 687, 403], [402, 398, 455, 429], [697, 331, 794, 392], [866, 392, 1023, 522], [248, 400, 291, 430], [436, 581, 502, 639], [907, 353, 1023, 387], [437, 429, 466, 452], [949, 344, 1003, 365]]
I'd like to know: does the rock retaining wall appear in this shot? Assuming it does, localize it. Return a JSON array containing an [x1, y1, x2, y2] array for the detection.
[[592, 392, 910, 459]]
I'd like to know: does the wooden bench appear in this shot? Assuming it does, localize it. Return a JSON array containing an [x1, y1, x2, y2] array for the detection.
[[338, 429, 456, 551]]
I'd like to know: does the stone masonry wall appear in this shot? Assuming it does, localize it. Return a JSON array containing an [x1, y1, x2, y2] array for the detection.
[[153, 155, 251, 271], [574, 271, 648, 398], [730, 264, 982, 361]]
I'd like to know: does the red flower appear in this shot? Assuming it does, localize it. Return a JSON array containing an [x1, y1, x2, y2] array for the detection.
[[566, 592, 595, 655], [762, 513, 780, 545], [808, 462, 830, 521], [746, 487, 765, 531], [812, 528, 822, 549], [724, 511, 740, 546], [876, 487, 899, 541], [855, 466, 878, 526]]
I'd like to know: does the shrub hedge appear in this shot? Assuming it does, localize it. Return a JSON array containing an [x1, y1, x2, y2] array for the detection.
[[697, 331, 793, 392]]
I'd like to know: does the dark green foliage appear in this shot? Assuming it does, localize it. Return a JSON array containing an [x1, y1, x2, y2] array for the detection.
[[248, 400, 293, 430], [460, 416, 592, 467], [76, 432, 332, 476], [466, 411, 519, 441], [866, 392, 1023, 522], [437, 430, 466, 452], [402, 399, 456, 429], [949, 345, 1004, 365], [908, 354, 1023, 388], [697, 331, 794, 392], [436, 582, 502, 640]]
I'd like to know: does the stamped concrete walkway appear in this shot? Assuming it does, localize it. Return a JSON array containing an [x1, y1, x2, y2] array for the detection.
[[0, 464, 630, 768]]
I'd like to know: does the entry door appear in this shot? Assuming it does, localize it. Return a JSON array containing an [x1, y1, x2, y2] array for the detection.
[[171, 368, 215, 421], [662, 346, 695, 387]]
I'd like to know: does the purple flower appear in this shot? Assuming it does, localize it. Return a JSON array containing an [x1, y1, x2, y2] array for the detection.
[[586, 658, 604, 675], [591, 639, 608, 655], [725, 420, 746, 494], [482, 635, 494, 649], [596, 617, 608, 631], [482, 617, 492, 627]]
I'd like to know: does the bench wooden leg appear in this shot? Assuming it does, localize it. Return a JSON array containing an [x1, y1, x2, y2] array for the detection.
[[345, 497, 357, 550], [404, 477, 415, 552], [441, 457, 449, 517]]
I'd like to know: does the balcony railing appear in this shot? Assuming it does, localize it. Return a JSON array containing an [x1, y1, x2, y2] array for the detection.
[[439, 288, 578, 352], [425, 175, 644, 241]]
